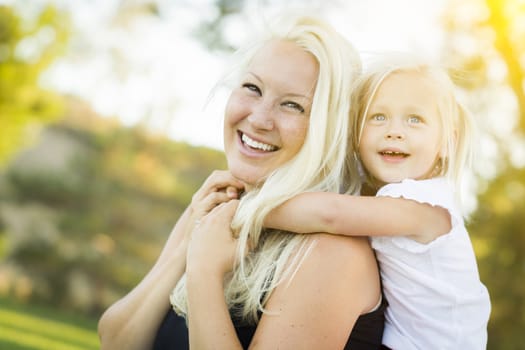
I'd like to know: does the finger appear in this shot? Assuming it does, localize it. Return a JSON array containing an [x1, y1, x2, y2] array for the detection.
[[210, 200, 239, 223], [192, 171, 244, 203], [225, 199, 240, 212], [226, 186, 240, 199], [204, 170, 244, 193], [189, 192, 236, 231], [203, 191, 238, 211]]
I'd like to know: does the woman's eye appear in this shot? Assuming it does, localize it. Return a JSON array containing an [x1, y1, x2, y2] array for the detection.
[[242, 83, 261, 95], [282, 101, 305, 113]]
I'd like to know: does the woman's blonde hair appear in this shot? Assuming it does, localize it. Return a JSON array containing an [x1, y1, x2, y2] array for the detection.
[[171, 14, 362, 323], [352, 54, 475, 191]]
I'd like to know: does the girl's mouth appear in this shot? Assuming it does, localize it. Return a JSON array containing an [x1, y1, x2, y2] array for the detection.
[[379, 150, 409, 158]]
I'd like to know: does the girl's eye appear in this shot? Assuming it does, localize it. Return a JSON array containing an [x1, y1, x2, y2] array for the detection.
[[282, 101, 305, 113], [408, 115, 422, 124], [371, 114, 386, 122], [242, 83, 261, 95]]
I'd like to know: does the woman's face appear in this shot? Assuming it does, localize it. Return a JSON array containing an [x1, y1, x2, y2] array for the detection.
[[223, 40, 319, 187]]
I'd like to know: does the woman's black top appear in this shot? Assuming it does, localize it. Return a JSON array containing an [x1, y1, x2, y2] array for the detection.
[[153, 297, 386, 349]]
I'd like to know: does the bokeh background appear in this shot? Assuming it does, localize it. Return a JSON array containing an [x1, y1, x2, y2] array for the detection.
[[0, 0, 523, 349]]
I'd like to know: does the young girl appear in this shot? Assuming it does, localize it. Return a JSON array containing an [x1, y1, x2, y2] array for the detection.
[[265, 56, 491, 349]]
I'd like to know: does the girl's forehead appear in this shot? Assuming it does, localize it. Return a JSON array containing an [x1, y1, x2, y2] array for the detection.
[[368, 70, 443, 119], [381, 70, 439, 89], [373, 70, 442, 101]]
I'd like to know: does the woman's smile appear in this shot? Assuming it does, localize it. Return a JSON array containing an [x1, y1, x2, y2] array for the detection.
[[239, 131, 278, 153], [223, 39, 317, 186]]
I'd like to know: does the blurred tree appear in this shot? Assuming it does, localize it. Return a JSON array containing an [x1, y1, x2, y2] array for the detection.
[[190, 0, 338, 51], [485, 0, 525, 130], [0, 98, 226, 315], [113, 0, 335, 52], [191, 0, 245, 51], [469, 168, 525, 350], [0, 4, 69, 165], [442, 0, 525, 348]]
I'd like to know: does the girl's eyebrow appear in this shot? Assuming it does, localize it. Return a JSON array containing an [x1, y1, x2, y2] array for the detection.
[[368, 102, 389, 110]]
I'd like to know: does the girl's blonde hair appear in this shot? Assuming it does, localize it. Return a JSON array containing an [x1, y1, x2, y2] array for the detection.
[[171, 15, 362, 323], [352, 54, 475, 191]]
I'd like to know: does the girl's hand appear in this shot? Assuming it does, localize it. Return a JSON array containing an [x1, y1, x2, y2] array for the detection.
[[187, 200, 241, 277], [185, 170, 244, 244]]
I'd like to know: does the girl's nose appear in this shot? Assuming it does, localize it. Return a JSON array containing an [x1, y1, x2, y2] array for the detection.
[[385, 130, 404, 140], [385, 122, 405, 140]]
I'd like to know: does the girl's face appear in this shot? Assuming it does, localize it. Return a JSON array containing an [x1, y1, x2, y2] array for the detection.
[[223, 40, 318, 187], [358, 70, 443, 188]]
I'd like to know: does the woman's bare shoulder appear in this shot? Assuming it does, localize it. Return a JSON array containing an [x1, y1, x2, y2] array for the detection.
[[309, 233, 377, 268], [279, 233, 380, 310], [311, 233, 373, 252], [253, 234, 381, 348]]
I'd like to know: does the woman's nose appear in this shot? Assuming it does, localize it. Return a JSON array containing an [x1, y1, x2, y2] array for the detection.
[[247, 103, 274, 130]]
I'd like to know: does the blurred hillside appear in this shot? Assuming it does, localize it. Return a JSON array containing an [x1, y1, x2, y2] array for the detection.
[[0, 97, 226, 316]]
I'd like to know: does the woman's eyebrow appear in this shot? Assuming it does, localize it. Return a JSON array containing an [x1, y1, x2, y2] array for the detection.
[[246, 71, 262, 82], [247, 71, 313, 100]]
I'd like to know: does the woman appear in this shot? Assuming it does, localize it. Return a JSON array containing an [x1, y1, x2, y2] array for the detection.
[[98, 15, 385, 349]]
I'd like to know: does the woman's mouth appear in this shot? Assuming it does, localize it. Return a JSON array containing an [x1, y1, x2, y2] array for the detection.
[[240, 132, 278, 152]]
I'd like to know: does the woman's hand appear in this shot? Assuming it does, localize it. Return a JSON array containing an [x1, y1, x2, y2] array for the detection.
[[98, 171, 243, 350], [185, 199, 245, 350], [184, 170, 244, 246], [187, 200, 241, 276]]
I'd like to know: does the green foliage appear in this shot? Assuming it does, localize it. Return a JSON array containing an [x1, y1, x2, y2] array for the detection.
[[485, 0, 525, 131], [0, 105, 226, 316], [469, 167, 525, 350], [191, 0, 244, 51], [442, 1, 525, 347], [0, 4, 69, 165]]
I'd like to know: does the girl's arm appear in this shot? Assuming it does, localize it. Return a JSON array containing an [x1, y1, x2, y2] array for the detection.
[[185, 202, 380, 349], [97, 171, 244, 350], [265, 192, 451, 244]]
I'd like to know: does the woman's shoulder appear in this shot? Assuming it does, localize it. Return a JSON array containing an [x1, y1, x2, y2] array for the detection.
[[256, 234, 381, 347], [288, 234, 380, 310], [310, 233, 376, 264]]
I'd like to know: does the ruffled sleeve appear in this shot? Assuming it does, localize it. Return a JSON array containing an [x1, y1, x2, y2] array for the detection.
[[372, 177, 462, 253]]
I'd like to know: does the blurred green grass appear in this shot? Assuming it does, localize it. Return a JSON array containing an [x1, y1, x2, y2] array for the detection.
[[0, 298, 99, 350]]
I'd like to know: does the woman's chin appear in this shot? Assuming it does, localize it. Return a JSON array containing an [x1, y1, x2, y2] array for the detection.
[[229, 168, 266, 190]]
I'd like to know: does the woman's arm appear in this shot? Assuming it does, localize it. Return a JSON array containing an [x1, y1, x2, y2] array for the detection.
[[251, 233, 381, 348], [185, 200, 244, 349], [265, 192, 451, 244], [185, 203, 380, 349], [97, 171, 243, 350]]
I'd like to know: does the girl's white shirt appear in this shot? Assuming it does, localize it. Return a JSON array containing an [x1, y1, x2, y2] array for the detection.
[[371, 177, 491, 350]]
